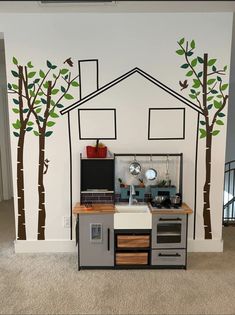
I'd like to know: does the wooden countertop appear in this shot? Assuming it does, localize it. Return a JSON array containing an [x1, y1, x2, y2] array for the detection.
[[73, 202, 193, 215], [73, 202, 115, 214], [149, 202, 193, 215]]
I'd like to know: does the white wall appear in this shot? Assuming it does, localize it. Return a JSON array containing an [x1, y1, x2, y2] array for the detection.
[[0, 12, 232, 250]]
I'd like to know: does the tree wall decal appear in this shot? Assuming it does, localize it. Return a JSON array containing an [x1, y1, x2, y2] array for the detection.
[[9, 58, 78, 240], [176, 38, 229, 239]]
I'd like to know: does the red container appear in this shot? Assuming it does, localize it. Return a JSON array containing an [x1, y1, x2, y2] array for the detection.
[[86, 146, 107, 158]]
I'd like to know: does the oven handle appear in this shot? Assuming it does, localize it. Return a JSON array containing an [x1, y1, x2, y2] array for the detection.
[[107, 228, 110, 251], [159, 253, 181, 257], [159, 218, 182, 222]]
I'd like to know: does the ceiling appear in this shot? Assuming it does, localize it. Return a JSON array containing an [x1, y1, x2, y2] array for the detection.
[[0, 1, 235, 13]]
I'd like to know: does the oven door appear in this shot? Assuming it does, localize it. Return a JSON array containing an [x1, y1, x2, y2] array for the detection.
[[152, 214, 186, 249]]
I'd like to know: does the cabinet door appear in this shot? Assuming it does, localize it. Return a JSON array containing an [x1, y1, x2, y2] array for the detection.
[[79, 214, 114, 267], [152, 214, 186, 249]]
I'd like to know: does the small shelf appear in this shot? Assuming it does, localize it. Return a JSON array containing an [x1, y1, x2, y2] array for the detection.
[[157, 232, 181, 236]]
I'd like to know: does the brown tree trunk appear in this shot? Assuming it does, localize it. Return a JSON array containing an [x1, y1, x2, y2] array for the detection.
[[37, 81, 52, 240], [202, 53, 212, 239], [37, 128, 46, 240], [17, 128, 26, 240], [17, 66, 26, 240], [203, 130, 212, 239]]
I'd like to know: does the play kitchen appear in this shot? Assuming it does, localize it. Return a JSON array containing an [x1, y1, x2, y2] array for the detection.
[[74, 149, 192, 271]]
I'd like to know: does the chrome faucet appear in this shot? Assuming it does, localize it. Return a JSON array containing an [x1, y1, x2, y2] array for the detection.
[[129, 185, 138, 205]]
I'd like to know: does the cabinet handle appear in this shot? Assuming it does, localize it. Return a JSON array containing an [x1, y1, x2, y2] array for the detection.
[[107, 228, 110, 251], [159, 218, 182, 222], [158, 253, 181, 257]]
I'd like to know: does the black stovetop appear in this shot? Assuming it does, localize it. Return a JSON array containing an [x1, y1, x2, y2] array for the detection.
[[150, 200, 180, 209]]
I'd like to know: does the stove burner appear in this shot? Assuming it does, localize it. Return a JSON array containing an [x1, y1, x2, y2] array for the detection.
[[150, 200, 180, 209]]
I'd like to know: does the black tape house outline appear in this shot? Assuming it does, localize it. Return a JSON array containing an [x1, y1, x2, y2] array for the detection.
[[61, 60, 203, 240]]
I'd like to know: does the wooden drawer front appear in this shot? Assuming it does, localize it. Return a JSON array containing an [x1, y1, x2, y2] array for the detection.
[[117, 235, 150, 248], [116, 252, 148, 265], [151, 249, 186, 266]]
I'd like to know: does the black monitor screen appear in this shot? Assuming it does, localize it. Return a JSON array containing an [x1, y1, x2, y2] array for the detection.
[[81, 159, 114, 191]]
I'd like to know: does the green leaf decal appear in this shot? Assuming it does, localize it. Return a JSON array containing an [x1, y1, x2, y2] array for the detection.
[[50, 111, 59, 118], [200, 120, 206, 125], [46, 121, 55, 127], [13, 131, 19, 137], [30, 90, 35, 97], [23, 108, 29, 113], [224, 65, 228, 72], [38, 91, 43, 96], [12, 108, 20, 114], [27, 121, 34, 126], [38, 116, 44, 123], [56, 104, 64, 108], [41, 98, 47, 104], [8, 83, 12, 90], [192, 79, 200, 88], [186, 70, 193, 77], [207, 104, 213, 110], [51, 89, 59, 95], [207, 79, 216, 85], [176, 49, 184, 55], [61, 86, 66, 93], [178, 38, 185, 45], [212, 130, 220, 136], [189, 94, 196, 99], [190, 40, 195, 49], [60, 68, 69, 75], [51, 65, 57, 70], [12, 119, 21, 130], [28, 83, 34, 89], [36, 108, 41, 114], [181, 64, 189, 69], [197, 57, 204, 64], [34, 78, 40, 84], [199, 129, 207, 139], [13, 98, 19, 105], [211, 90, 218, 94], [208, 59, 217, 66], [216, 120, 224, 126], [11, 70, 19, 78], [212, 65, 217, 72], [13, 57, 18, 65], [214, 100, 222, 109], [47, 60, 53, 68], [39, 70, 45, 78], [217, 76, 222, 82], [64, 94, 74, 100], [207, 96, 214, 102], [43, 82, 49, 89], [186, 51, 193, 57], [45, 131, 53, 137], [190, 89, 196, 94], [33, 130, 40, 136], [28, 72, 36, 78], [27, 61, 33, 68], [221, 84, 228, 91], [198, 71, 203, 78], [218, 112, 225, 117], [217, 95, 223, 99], [71, 81, 79, 87], [35, 100, 41, 105], [191, 58, 197, 67], [12, 84, 18, 90], [26, 127, 33, 132]]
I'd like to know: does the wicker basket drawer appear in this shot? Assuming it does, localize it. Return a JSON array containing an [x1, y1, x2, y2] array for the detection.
[[116, 252, 148, 265], [117, 235, 150, 248]]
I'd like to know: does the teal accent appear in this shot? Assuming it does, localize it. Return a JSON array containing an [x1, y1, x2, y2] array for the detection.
[[120, 186, 145, 201], [150, 186, 177, 199]]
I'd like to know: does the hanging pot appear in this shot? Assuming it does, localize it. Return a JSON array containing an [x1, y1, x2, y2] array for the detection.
[[129, 155, 142, 176], [145, 155, 157, 181]]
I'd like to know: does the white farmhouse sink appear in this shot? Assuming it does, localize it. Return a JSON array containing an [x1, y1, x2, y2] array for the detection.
[[114, 204, 152, 229]]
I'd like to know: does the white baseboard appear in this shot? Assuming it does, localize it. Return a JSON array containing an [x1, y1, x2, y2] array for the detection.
[[188, 239, 223, 252], [14, 240, 77, 253], [15, 239, 223, 253]]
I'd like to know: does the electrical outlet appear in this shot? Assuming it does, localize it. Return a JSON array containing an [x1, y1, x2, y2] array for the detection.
[[63, 216, 70, 229]]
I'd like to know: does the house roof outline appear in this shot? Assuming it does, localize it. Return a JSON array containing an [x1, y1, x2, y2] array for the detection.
[[60, 67, 203, 115]]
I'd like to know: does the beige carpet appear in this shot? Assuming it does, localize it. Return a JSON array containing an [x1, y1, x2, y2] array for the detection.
[[1, 200, 235, 315]]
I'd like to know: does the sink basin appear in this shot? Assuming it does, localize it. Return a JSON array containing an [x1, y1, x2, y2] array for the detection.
[[116, 205, 150, 213], [114, 204, 152, 229]]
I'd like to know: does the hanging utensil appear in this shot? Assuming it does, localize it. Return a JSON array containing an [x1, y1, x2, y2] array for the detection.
[[129, 155, 141, 176], [145, 155, 157, 181], [165, 155, 171, 186]]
